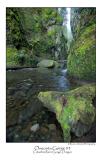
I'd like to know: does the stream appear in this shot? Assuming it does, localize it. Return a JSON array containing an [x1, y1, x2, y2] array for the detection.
[[6, 67, 70, 142], [6, 7, 96, 143], [6, 67, 96, 142]]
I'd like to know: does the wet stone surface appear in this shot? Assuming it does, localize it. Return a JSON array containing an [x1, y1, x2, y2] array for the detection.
[[6, 68, 69, 142], [6, 68, 96, 142]]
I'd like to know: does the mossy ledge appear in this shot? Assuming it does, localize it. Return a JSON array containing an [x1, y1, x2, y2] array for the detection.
[[68, 8, 96, 80], [38, 83, 96, 142]]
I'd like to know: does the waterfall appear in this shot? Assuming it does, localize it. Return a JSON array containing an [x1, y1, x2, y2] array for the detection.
[[66, 8, 73, 50]]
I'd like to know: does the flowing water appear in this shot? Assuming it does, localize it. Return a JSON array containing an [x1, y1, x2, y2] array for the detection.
[[6, 67, 96, 142], [6, 67, 70, 142]]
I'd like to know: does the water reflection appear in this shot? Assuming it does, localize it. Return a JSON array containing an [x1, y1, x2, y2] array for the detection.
[[7, 68, 70, 92], [58, 76, 69, 91]]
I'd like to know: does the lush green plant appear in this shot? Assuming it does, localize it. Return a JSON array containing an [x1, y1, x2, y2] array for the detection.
[[6, 7, 68, 64], [7, 47, 39, 67], [7, 47, 18, 66]]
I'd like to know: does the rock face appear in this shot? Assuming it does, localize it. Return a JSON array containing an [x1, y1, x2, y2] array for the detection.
[[37, 59, 55, 68], [38, 83, 96, 142], [68, 8, 96, 80]]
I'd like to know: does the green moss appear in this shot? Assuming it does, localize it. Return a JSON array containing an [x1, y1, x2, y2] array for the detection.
[[69, 83, 96, 99], [38, 92, 63, 116], [76, 38, 95, 55], [68, 20, 96, 80], [38, 84, 96, 142], [59, 94, 95, 141], [79, 23, 95, 39], [7, 47, 18, 66], [54, 101, 62, 118], [79, 100, 95, 125], [76, 24, 95, 55]]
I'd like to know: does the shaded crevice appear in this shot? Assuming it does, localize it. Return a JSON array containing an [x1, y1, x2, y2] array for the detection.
[[92, 96, 96, 108], [36, 107, 64, 142], [6, 105, 64, 142], [71, 122, 96, 143]]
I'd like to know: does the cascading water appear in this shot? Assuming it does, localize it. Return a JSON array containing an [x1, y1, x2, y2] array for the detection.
[[61, 8, 73, 74], [66, 8, 73, 50]]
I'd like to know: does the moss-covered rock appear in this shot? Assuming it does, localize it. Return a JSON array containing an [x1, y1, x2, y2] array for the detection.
[[38, 83, 96, 142], [68, 8, 96, 80], [37, 59, 55, 68]]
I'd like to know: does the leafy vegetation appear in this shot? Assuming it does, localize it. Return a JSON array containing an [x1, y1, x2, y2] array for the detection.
[[6, 8, 96, 143], [7, 47, 18, 66], [6, 7, 96, 79], [6, 8, 68, 66]]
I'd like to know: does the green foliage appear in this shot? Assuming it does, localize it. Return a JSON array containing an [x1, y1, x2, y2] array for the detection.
[[7, 47, 39, 67], [17, 49, 26, 65], [7, 47, 18, 66], [6, 8, 27, 49], [6, 7, 68, 66]]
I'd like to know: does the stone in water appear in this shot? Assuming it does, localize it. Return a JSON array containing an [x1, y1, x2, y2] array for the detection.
[[30, 123, 39, 132]]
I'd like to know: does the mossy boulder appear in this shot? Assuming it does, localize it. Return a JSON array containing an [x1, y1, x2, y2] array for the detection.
[[38, 84, 96, 142], [37, 59, 55, 68]]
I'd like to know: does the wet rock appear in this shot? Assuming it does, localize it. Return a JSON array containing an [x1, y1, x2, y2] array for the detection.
[[23, 78, 33, 83], [7, 87, 16, 95], [37, 59, 55, 68], [16, 81, 33, 93], [6, 125, 22, 142], [6, 68, 70, 142], [38, 83, 96, 142], [6, 110, 18, 127], [40, 126, 49, 134], [71, 121, 91, 137], [71, 122, 96, 142], [30, 123, 39, 132], [48, 124, 56, 131], [18, 85, 31, 93], [14, 134, 20, 141], [14, 91, 26, 99], [18, 99, 43, 123]]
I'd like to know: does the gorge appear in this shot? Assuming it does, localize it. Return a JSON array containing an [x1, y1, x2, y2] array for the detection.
[[6, 7, 96, 142]]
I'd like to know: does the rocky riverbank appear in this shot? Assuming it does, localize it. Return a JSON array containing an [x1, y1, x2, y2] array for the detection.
[[6, 68, 96, 142]]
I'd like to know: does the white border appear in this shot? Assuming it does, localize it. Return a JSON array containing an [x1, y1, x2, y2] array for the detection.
[[0, 3, 6, 144], [1, 0, 96, 7], [0, 0, 100, 160]]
